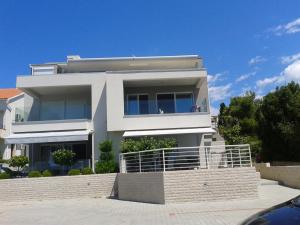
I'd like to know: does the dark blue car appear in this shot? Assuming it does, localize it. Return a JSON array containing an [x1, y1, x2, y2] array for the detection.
[[240, 195, 300, 225]]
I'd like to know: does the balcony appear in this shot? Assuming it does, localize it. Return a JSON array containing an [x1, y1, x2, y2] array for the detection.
[[108, 77, 211, 131], [12, 106, 92, 133], [124, 94, 208, 116], [12, 86, 92, 133]]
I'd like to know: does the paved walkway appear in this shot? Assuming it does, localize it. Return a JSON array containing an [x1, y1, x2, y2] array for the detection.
[[0, 182, 299, 225]]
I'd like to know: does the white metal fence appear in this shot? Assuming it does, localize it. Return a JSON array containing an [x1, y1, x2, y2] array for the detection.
[[119, 144, 252, 173]]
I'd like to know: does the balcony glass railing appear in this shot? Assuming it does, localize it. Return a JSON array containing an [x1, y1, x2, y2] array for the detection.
[[14, 105, 91, 123], [124, 98, 208, 116]]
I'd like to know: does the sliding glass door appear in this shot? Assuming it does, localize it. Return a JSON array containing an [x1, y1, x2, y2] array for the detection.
[[157, 93, 193, 114], [157, 94, 175, 113]]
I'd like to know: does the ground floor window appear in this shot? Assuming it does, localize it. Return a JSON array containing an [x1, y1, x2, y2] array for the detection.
[[40, 142, 88, 162]]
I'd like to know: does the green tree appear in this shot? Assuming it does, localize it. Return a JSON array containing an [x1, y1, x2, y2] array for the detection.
[[99, 140, 114, 161], [52, 149, 76, 173], [95, 140, 117, 174], [258, 82, 300, 161], [9, 156, 29, 173], [218, 92, 262, 159]]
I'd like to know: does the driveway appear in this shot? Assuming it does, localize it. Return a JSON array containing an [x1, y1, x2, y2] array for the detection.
[[0, 181, 299, 225]]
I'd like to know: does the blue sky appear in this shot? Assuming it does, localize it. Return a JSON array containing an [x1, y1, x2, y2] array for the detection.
[[1, 0, 300, 114]]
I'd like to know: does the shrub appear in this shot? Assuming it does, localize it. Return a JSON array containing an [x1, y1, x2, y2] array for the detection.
[[121, 138, 140, 153], [42, 170, 52, 177], [99, 140, 114, 161], [52, 149, 76, 174], [81, 167, 93, 175], [68, 169, 80, 176], [95, 161, 117, 174], [9, 156, 29, 172], [0, 159, 9, 164], [121, 137, 177, 153], [0, 172, 10, 179], [96, 140, 118, 174], [28, 170, 42, 178]]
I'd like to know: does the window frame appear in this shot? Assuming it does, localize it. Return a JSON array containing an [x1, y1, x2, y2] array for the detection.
[[156, 92, 194, 113], [126, 93, 149, 115]]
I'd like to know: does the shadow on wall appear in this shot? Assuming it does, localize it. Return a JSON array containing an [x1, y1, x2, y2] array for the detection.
[[109, 174, 119, 198], [93, 83, 107, 160]]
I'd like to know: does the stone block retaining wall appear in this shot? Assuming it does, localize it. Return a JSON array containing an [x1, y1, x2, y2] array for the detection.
[[0, 168, 259, 203], [118, 167, 259, 204], [164, 167, 259, 203], [0, 173, 117, 201], [256, 163, 300, 189]]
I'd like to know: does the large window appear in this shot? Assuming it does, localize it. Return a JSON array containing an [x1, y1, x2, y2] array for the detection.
[[157, 93, 193, 114], [40, 98, 91, 121], [127, 94, 149, 115], [40, 143, 87, 162]]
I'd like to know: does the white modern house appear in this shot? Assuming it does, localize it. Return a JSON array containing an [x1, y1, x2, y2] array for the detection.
[[5, 55, 216, 171], [0, 89, 25, 160]]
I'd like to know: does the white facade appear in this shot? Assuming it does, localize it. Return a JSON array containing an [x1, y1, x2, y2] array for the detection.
[[8, 55, 213, 171], [0, 93, 26, 159]]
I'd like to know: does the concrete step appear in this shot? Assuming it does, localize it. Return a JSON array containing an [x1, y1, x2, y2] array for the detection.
[[260, 179, 279, 186]]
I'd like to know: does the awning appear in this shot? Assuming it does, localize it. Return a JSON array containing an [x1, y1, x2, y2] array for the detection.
[[5, 130, 90, 144], [123, 127, 216, 137]]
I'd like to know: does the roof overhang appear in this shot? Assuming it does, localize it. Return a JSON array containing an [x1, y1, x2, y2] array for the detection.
[[123, 127, 216, 137], [5, 130, 91, 144]]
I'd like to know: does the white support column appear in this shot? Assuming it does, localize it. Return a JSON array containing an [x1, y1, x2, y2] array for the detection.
[[139, 152, 141, 173], [248, 145, 252, 167], [239, 148, 242, 167], [230, 150, 233, 168], [119, 154, 125, 173], [162, 149, 166, 172], [205, 147, 210, 169], [91, 133, 95, 172]]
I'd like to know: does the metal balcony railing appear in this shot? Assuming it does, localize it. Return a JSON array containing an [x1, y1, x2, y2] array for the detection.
[[119, 144, 252, 173]]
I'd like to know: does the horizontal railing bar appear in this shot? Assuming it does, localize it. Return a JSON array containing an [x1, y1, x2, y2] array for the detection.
[[120, 144, 252, 173], [120, 144, 250, 155]]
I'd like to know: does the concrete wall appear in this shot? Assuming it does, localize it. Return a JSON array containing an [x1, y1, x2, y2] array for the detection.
[[118, 172, 165, 204], [12, 119, 92, 133], [118, 168, 259, 204], [256, 163, 300, 189], [0, 173, 117, 202]]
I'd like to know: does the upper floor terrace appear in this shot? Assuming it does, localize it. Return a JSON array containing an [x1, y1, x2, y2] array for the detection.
[[29, 55, 203, 76], [12, 86, 92, 133], [106, 69, 211, 131]]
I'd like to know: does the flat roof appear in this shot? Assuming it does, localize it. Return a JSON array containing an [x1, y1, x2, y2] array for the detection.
[[30, 55, 203, 73]]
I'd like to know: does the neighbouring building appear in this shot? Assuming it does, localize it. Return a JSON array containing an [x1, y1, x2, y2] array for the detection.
[[0, 88, 26, 159], [5, 55, 215, 171]]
